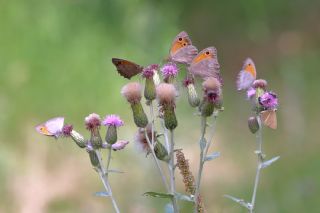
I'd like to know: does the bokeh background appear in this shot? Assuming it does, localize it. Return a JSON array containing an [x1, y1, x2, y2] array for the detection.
[[1, 0, 319, 212]]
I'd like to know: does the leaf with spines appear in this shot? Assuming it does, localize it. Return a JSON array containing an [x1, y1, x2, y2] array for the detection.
[[224, 194, 252, 210], [143, 191, 173, 199], [204, 151, 220, 161], [94, 191, 110, 197], [261, 156, 280, 169]]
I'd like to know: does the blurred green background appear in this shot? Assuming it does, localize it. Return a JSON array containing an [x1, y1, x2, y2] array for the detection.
[[0, 0, 319, 212]]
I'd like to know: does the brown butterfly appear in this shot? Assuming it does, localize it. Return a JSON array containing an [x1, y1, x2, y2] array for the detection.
[[111, 58, 144, 79], [168, 31, 198, 65], [261, 109, 277, 129], [188, 47, 221, 81]]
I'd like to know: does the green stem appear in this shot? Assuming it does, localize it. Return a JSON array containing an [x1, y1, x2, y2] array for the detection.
[[169, 130, 179, 213]]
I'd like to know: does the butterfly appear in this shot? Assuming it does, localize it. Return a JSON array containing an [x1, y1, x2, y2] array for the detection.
[[168, 31, 198, 65], [237, 58, 256, 91], [188, 47, 221, 81], [35, 117, 64, 138], [260, 109, 277, 129], [111, 58, 144, 79]]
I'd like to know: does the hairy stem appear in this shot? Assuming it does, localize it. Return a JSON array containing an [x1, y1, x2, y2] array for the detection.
[[169, 130, 179, 213], [250, 115, 263, 213], [95, 150, 120, 213]]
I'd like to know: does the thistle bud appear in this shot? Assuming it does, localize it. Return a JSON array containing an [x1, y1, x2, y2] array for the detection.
[[144, 78, 156, 101], [85, 113, 103, 149], [163, 105, 178, 130], [183, 78, 200, 107], [131, 103, 148, 127], [248, 116, 260, 134], [71, 130, 87, 148], [200, 100, 214, 117], [87, 150, 100, 168], [154, 142, 169, 162], [102, 114, 124, 145]]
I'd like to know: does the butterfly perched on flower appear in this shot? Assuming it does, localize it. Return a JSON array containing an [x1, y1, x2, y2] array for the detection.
[[237, 58, 256, 91], [35, 117, 65, 138], [188, 46, 221, 82], [112, 31, 198, 79]]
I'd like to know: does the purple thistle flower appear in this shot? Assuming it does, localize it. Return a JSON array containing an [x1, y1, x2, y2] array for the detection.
[[102, 114, 124, 127], [85, 113, 101, 131], [111, 140, 129, 151], [142, 64, 159, 78], [247, 87, 256, 99], [182, 77, 195, 87], [62, 124, 73, 137], [258, 91, 278, 109], [161, 62, 179, 79]]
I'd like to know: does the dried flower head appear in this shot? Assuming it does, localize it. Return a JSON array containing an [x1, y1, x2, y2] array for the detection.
[[161, 62, 179, 79], [85, 113, 101, 131], [62, 124, 73, 137], [156, 83, 177, 106], [202, 77, 221, 91], [134, 125, 154, 153], [253, 79, 268, 89], [142, 64, 159, 78], [202, 77, 222, 104], [102, 114, 124, 127], [111, 140, 129, 151], [121, 82, 142, 104], [258, 91, 278, 109], [182, 77, 195, 87]]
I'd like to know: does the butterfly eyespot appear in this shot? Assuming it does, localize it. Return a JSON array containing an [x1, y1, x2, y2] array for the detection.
[[248, 64, 251, 66], [178, 37, 183, 41], [183, 43, 187, 46], [205, 51, 210, 55]]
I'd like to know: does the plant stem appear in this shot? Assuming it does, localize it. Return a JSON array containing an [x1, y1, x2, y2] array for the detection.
[[95, 150, 120, 213], [169, 130, 179, 213], [250, 115, 263, 213], [106, 148, 112, 178]]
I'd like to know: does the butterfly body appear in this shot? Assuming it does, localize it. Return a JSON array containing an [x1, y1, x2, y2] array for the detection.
[[111, 58, 143, 79], [188, 47, 220, 80], [35, 117, 64, 138], [169, 31, 198, 65]]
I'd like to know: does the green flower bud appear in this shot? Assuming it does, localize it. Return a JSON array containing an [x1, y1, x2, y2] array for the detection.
[[144, 78, 156, 101], [200, 100, 214, 117], [90, 129, 103, 149], [106, 125, 117, 145], [187, 84, 200, 107], [163, 105, 177, 130], [88, 150, 100, 168], [248, 116, 260, 134], [70, 130, 87, 148], [131, 102, 148, 128], [154, 142, 170, 162]]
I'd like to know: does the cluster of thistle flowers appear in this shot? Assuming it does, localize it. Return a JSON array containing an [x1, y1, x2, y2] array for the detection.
[[246, 79, 279, 132], [121, 61, 223, 158], [59, 114, 128, 165]]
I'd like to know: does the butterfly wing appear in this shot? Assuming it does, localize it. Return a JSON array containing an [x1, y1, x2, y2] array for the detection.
[[169, 31, 198, 64], [261, 110, 277, 129], [35, 117, 64, 137], [111, 58, 143, 79], [188, 47, 220, 80], [237, 58, 257, 91]]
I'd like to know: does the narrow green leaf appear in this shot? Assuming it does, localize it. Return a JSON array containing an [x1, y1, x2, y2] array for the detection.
[[94, 191, 110, 197], [204, 151, 220, 161], [143, 191, 173, 199], [261, 156, 280, 169]]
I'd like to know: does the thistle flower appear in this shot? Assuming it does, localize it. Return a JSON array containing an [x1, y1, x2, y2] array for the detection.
[[183, 77, 200, 107], [156, 83, 178, 130], [201, 77, 223, 116], [247, 87, 256, 100], [143, 64, 158, 101], [258, 91, 278, 110], [161, 62, 179, 82], [253, 79, 267, 90], [103, 114, 124, 145], [85, 113, 103, 149], [121, 82, 148, 127], [111, 140, 129, 151]]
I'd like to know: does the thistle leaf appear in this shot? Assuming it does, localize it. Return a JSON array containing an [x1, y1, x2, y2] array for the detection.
[[94, 191, 110, 197], [261, 156, 280, 169], [204, 152, 220, 161], [224, 194, 252, 210], [143, 191, 173, 199]]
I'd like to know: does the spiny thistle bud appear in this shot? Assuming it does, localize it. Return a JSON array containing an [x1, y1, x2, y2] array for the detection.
[[87, 149, 100, 168], [102, 114, 124, 145], [156, 83, 178, 130], [200, 100, 214, 117], [62, 124, 86, 148], [85, 113, 103, 149], [121, 82, 148, 127], [154, 142, 169, 162], [248, 116, 260, 134], [183, 77, 200, 107], [143, 64, 158, 101], [161, 62, 179, 83]]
